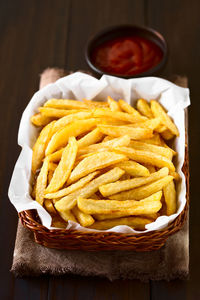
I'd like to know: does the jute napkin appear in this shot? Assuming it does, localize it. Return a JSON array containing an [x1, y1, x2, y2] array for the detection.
[[11, 69, 189, 281]]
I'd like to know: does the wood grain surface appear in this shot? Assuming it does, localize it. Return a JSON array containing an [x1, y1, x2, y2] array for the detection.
[[0, 0, 199, 299]]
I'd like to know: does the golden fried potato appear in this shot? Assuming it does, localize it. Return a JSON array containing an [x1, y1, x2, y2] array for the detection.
[[52, 111, 93, 134], [51, 216, 67, 228], [98, 125, 153, 140], [161, 129, 175, 140], [68, 151, 127, 184], [163, 180, 177, 215], [32, 121, 55, 174], [150, 100, 179, 136], [58, 210, 77, 222], [35, 158, 49, 205], [129, 140, 174, 160], [44, 199, 57, 215], [83, 99, 109, 107], [127, 118, 161, 131], [93, 108, 146, 123], [44, 98, 89, 109], [136, 99, 153, 118], [72, 206, 95, 227], [113, 147, 175, 171], [31, 113, 53, 127], [39, 107, 84, 118], [89, 216, 152, 230], [94, 212, 159, 221], [109, 176, 173, 200], [115, 160, 150, 177], [119, 99, 144, 117], [78, 135, 130, 156], [77, 128, 104, 148], [107, 96, 121, 111], [45, 136, 78, 192], [77, 191, 162, 215], [45, 119, 97, 155], [55, 167, 125, 211], [99, 167, 169, 197], [45, 171, 99, 199]]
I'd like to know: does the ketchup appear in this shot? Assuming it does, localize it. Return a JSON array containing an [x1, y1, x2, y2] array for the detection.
[[91, 36, 163, 76]]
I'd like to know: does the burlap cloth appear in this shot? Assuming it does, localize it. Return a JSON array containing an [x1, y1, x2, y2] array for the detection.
[[11, 69, 189, 281]]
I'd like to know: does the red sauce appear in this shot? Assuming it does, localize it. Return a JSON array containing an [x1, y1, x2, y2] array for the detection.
[[91, 36, 163, 76]]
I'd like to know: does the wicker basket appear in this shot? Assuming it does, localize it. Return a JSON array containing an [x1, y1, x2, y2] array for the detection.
[[19, 141, 189, 252]]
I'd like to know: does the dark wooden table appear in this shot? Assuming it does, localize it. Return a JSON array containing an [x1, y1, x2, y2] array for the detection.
[[0, 0, 199, 299]]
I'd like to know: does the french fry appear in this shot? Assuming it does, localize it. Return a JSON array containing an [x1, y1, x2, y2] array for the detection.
[[107, 96, 121, 111], [32, 121, 55, 174], [99, 167, 169, 197], [143, 213, 159, 220], [89, 216, 152, 230], [46, 148, 64, 162], [142, 133, 163, 146], [145, 164, 156, 173], [45, 171, 99, 199], [113, 147, 175, 171], [77, 191, 162, 215], [78, 135, 130, 156], [169, 170, 181, 181], [48, 162, 58, 171], [68, 151, 127, 184], [31, 113, 53, 127], [72, 206, 95, 227], [44, 98, 89, 109], [90, 193, 101, 200], [129, 141, 174, 160], [95, 117, 128, 126], [45, 119, 97, 155], [55, 167, 125, 211], [52, 111, 93, 134], [161, 129, 175, 140], [48, 169, 54, 184], [39, 107, 84, 118], [98, 125, 153, 140], [45, 137, 78, 192], [128, 118, 161, 131], [150, 100, 179, 136], [115, 160, 150, 177], [155, 124, 167, 133], [163, 180, 177, 215], [118, 99, 144, 117], [83, 99, 109, 107], [44, 199, 57, 215], [93, 108, 147, 123], [77, 128, 104, 148], [120, 173, 131, 180], [102, 136, 112, 142], [31, 182, 36, 199], [76, 150, 111, 162], [35, 158, 49, 205], [109, 176, 173, 200], [136, 99, 153, 118], [51, 216, 67, 228], [94, 212, 159, 221], [159, 138, 177, 156], [58, 210, 77, 222]]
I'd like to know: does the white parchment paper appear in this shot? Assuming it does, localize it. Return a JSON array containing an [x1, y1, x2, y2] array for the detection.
[[8, 72, 190, 234]]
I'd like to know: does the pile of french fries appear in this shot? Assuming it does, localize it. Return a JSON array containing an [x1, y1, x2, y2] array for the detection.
[[31, 96, 180, 231]]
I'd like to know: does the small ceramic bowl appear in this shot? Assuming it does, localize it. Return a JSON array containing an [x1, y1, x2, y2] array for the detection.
[[85, 24, 168, 78]]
